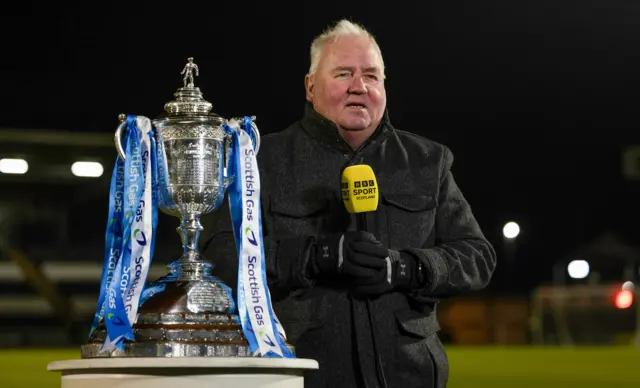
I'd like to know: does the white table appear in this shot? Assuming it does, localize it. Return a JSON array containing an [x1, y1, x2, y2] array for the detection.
[[47, 357, 319, 388]]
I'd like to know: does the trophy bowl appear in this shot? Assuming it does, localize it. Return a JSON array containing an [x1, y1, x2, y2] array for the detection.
[[82, 58, 260, 358]]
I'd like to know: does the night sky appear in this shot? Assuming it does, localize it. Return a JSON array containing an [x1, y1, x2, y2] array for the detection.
[[2, 1, 640, 293]]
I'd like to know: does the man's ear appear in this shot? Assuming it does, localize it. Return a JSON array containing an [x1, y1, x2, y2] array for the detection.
[[304, 73, 314, 102]]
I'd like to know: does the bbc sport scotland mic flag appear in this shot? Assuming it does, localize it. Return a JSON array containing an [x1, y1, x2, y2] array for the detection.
[[224, 117, 293, 358]]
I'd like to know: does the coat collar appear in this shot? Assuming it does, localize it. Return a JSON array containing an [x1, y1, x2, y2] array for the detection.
[[300, 102, 393, 153]]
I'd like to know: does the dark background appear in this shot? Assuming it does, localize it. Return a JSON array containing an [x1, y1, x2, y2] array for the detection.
[[1, 1, 640, 295]]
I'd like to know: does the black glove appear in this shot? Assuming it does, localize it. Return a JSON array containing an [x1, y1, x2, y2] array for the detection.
[[309, 231, 385, 283], [309, 231, 421, 295], [349, 244, 421, 296]]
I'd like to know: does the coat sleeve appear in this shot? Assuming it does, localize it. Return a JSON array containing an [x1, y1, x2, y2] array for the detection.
[[262, 196, 317, 299], [201, 195, 316, 302], [401, 147, 497, 298]]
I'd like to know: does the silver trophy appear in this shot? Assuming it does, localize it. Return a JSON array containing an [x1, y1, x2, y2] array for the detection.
[[82, 58, 261, 358]]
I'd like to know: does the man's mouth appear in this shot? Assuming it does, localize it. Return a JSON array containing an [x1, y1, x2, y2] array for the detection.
[[346, 103, 366, 109]]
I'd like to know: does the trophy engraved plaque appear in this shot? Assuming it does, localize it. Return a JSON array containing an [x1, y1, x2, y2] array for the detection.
[[81, 58, 273, 358]]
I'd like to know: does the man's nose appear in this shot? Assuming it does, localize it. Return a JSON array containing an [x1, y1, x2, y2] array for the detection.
[[347, 76, 367, 94]]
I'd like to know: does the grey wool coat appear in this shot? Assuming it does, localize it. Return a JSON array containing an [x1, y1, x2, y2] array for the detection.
[[203, 103, 497, 388]]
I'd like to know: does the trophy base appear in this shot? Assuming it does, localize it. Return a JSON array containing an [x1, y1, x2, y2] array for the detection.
[[80, 342, 250, 358], [83, 266, 255, 358], [83, 308, 251, 358], [83, 261, 295, 358]]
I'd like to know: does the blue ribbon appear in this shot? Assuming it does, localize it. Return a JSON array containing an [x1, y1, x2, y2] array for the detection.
[[89, 135, 127, 338], [224, 117, 294, 358], [96, 115, 158, 352]]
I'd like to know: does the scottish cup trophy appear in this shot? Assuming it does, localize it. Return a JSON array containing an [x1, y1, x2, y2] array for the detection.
[[82, 58, 289, 359]]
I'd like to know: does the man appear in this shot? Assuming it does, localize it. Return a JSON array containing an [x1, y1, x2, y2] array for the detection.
[[205, 19, 496, 388]]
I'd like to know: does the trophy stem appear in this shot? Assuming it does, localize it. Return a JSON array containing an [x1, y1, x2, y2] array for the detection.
[[171, 213, 212, 281], [178, 213, 203, 259]]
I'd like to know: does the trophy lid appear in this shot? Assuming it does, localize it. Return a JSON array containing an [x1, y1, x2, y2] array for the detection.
[[161, 57, 216, 117]]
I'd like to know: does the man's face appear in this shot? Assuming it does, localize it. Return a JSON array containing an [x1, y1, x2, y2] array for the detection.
[[305, 35, 386, 134]]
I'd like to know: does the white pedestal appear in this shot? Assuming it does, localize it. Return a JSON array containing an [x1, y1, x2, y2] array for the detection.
[[47, 357, 319, 388]]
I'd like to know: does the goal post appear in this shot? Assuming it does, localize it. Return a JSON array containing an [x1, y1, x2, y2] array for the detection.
[[530, 283, 640, 346]]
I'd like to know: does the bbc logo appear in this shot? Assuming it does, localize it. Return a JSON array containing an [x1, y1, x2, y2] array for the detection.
[[353, 180, 375, 188]]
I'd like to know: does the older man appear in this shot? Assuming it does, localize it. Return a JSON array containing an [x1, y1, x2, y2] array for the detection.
[[206, 19, 496, 388]]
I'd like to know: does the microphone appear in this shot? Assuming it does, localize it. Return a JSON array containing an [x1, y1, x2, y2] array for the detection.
[[340, 164, 389, 388], [341, 164, 379, 232]]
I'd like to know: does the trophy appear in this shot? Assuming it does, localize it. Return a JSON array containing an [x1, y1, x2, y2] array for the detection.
[[81, 57, 265, 358]]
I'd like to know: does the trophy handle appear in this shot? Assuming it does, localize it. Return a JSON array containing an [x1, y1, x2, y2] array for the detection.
[[222, 129, 236, 191], [223, 176, 234, 190], [246, 116, 261, 155], [114, 113, 127, 160]]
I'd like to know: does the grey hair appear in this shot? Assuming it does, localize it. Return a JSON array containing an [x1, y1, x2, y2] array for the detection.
[[308, 19, 385, 78]]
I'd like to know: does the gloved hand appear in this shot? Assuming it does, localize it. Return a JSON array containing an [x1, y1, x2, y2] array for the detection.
[[349, 245, 420, 296], [308, 231, 421, 295], [309, 231, 382, 282]]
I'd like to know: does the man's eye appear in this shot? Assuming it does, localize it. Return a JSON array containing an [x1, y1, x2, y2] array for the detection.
[[336, 72, 350, 78], [365, 74, 378, 80]]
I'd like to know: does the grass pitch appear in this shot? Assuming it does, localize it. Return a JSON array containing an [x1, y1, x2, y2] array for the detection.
[[2, 346, 639, 387], [448, 346, 640, 387]]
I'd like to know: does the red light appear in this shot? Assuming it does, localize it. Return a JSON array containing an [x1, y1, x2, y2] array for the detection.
[[615, 290, 633, 309]]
